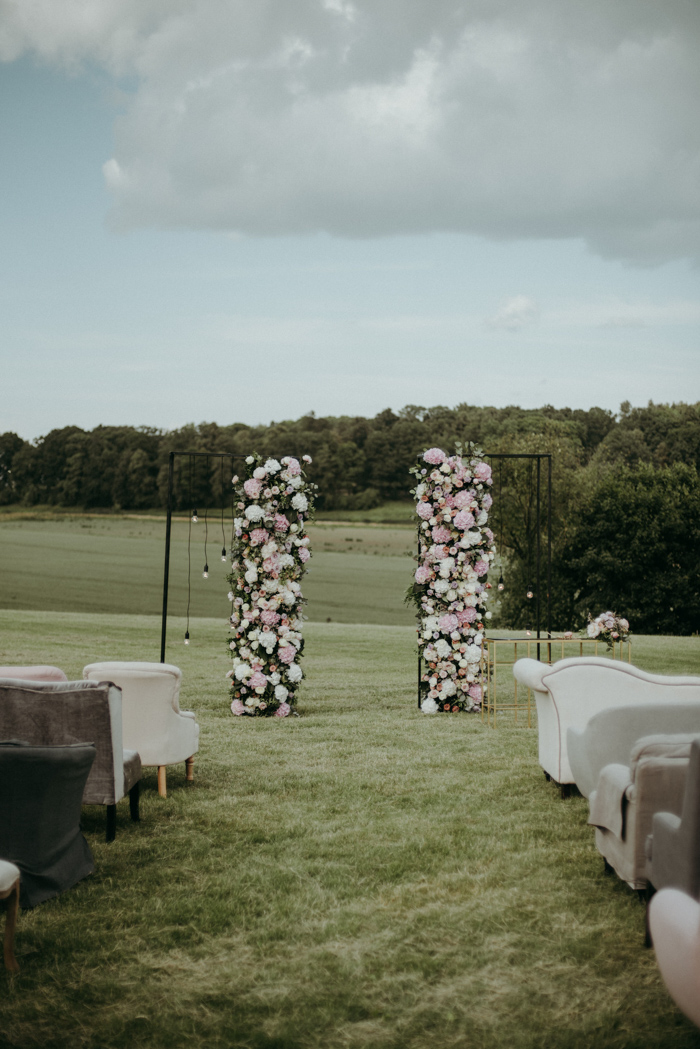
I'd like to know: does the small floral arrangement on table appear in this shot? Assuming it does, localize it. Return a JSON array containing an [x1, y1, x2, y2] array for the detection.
[[586, 610, 630, 648], [226, 454, 315, 717], [408, 444, 496, 713]]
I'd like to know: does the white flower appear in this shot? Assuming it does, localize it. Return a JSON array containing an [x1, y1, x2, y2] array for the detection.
[[259, 632, 277, 651], [302, 455, 312, 463], [442, 678, 457, 697], [261, 541, 278, 558], [244, 568, 258, 584], [253, 467, 266, 480], [440, 462, 451, 473], [587, 621, 601, 638], [283, 591, 296, 606], [264, 459, 281, 474], [234, 663, 251, 681], [286, 663, 303, 683], [433, 579, 450, 594], [288, 475, 303, 489], [485, 611, 493, 619], [291, 493, 308, 512], [446, 589, 457, 601], [436, 638, 451, 658], [465, 644, 482, 664], [245, 456, 255, 464], [421, 697, 438, 714], [246, 504, 264, 521], [290, 523, 298, 533]]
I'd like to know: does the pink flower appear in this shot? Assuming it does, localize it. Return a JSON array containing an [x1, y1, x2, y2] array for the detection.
[[244, 478, 262, 498], [458, 608, 477, 624], [230, 699, 246, 716], [286, 458, 302, 476], [423, 448, 446, 465], [415, 565, 432, 584], [439, 613, 459, 633], [473, 462, 492, 483], [260, 609, 280, 626], [474, 560, 489, 576], [274, 514, 289, 532], [482, 493, 493, 509], [274, 702, 291, 717], [431, 525, 452, 543], [468, 683, 483, 701], [619, 618, 629, 631], [249, 528, 269, 546], [263, 556, 279, 574], [453, 509, 475, 530], [416, 502, 433, 520], [278, 646, 296, 664], [453, 490, 472, 510], [299, 547, 310, 563], [433, 545, 450, 560], [249, 671, 268, 689]]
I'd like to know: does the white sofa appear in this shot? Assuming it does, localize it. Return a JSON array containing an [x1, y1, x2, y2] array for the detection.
[[650, 889, 700, 1028], [83, 662, 199, 798], [513, 657, 700, 790]]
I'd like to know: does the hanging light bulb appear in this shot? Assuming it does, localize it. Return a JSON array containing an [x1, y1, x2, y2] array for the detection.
[[498, 573, 505, 591], [184, 631, 190, 645], [202, 563, 209, 579], [526, 585, 534, 599], [191, 508, 198, 523], [525, 622, 532, 637], [221, 546, 227, 562]]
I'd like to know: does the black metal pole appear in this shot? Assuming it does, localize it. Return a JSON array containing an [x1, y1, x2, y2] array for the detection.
[[547, 455, 552, 640], [541, 457, 545, 658], [160, 452, 174, 663]]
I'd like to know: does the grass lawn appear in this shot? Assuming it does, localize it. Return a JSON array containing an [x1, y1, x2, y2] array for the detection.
[[1, 610, 700, 1048]]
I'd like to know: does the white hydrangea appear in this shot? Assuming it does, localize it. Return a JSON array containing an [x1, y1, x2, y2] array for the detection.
[[433, 579, 450, 594], [421, 697, 438, 714], [291, 493, 308, 512], [442, 678, 457, 697], [435, 638, 451, 658], [234, 663, 251, 681], [286, 663, 303, 683], [264, 459, 281, 474], [253, 467, 266, 479], [244, 568, 258, 584], [258, 632, 277, 651], [274, 684, 289, 702], [245, 504, 264, 521], [465, 644, 482, 664], [261, 541, 278, 558], [278, 553, 294, 569]]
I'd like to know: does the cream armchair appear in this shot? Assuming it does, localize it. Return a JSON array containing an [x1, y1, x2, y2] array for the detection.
[[513, 657, 700, 791], [83, 662, 199, 798], [649, 889, 700, 1028]]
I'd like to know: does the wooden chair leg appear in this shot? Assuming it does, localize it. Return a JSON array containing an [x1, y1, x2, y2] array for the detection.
[[3, 879, 20, 973], [157, 766, 167, 798], [106, 804, 117, 843], [185, 756, 195, 785], [129, 781, 140, 822]]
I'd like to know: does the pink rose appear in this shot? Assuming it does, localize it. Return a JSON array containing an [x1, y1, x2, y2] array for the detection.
[[274, 702, 291, 717], [415, 565, 432, 584], [299, 547, 310, 563], [260, 609, 280, 626], [416, 502, 433, 520], [274, 514, 289, 532], [230, 699, 246, 716], [454, 509, 475, 530], [474, 560, 489, 577], [431, 525, 452, 543], [423, 448, 446, 465], [278, 646, 296, 664], [473, 462, 492, 483], [458, 608, 477, 624], [439, 613, 459, 633], [286, 458, 301, 476], [244, 478, 262, 498], [249, 528, 269, 546], [249, 671, 268, 689]]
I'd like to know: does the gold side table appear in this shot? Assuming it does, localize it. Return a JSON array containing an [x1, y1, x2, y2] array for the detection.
[[481, 635, 631, 727]]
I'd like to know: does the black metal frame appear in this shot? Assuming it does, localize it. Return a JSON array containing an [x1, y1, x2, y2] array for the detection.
[[416, 452, 552, 707], [160, 451, 247, 662]]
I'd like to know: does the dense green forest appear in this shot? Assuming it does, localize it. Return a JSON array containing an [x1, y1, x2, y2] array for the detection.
[[2, 400, 699, 634]]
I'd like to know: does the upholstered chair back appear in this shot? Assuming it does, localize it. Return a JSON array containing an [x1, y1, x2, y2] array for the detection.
[[0, 679, 125, 805]]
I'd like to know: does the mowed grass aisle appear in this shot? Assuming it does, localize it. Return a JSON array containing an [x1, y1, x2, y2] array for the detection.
[[1, 611, 699, 1048]]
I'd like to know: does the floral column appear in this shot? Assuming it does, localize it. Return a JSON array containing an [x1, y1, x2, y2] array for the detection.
[[409, 446, 496, 713], [227, 454, 315, 717]]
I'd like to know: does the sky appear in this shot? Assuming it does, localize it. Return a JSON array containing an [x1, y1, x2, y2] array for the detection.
[[1, 0, 699, 442]]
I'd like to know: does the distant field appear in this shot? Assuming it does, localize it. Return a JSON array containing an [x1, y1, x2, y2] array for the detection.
[[0, 513, 417, 626]]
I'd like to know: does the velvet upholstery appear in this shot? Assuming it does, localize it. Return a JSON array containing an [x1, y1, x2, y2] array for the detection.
[[586, 733, 697, 890], [0, 740, 95, 908], [646, 737, 700, 898]]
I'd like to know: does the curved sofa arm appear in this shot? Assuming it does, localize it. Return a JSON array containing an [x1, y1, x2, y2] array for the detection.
[[513, 658, 548, 692]]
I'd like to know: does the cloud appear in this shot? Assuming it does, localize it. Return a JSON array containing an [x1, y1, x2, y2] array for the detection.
[[3, 0, 700, 263], [487, 295, 539, 331]]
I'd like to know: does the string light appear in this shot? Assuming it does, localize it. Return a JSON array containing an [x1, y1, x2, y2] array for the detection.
[[526, 586, 534, 599], [191, 508, 198, 523], [221, 546, 227, 562], [202, 563, 209, 579], [184, 631, 190, 645], [498, 572, 505, 591]]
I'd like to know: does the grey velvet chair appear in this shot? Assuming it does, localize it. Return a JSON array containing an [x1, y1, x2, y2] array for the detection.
[[0, 740, 96, 909], [0, 679, 142, 842], [586, 732, 696, 891], [646, 737, 700, 899]]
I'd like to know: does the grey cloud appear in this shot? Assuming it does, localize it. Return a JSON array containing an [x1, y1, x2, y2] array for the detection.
[[3, 0, 699, 263]]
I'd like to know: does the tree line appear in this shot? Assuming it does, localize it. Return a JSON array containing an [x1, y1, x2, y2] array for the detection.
[[2, 400, 699, 634]]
